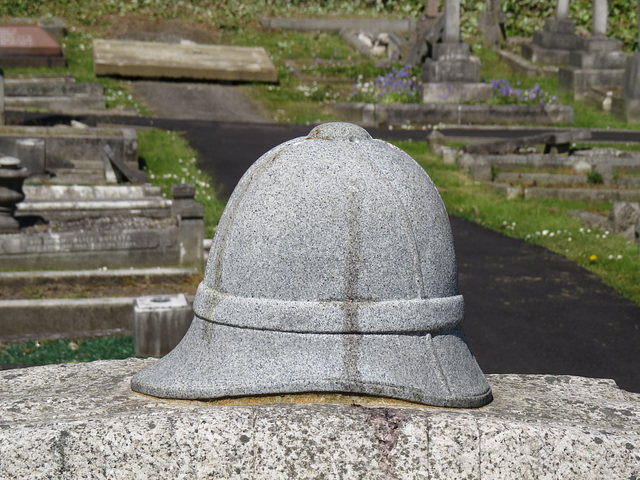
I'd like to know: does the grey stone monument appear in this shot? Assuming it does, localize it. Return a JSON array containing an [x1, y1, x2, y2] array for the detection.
[[479, 0, 505, 49], [559, 0, 626, 100], [422, 0, 493, 103], [615, 0, 640, 122], [521, 0, 582, 65], [131, 122, 492, 408]]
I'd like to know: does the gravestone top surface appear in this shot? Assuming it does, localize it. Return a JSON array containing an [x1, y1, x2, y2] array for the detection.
[[0, 24, 62, 56], [132, 122, 491, 408]]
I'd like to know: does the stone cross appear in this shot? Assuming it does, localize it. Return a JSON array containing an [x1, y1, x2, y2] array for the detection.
[[593, 0, 608, 36], [556, 0, 570, 21], [444, 0, 461, 43]]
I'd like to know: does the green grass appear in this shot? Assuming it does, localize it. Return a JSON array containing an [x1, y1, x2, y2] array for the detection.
[[138, 129, 226, 239], [0, 337, 136, 365], [397, 140, 640, 305]]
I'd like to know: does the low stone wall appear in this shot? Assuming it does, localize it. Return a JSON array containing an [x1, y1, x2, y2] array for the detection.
[[1, 359, 638, 478], [0, 125, 138, 178], [335, 102, 574, 126]]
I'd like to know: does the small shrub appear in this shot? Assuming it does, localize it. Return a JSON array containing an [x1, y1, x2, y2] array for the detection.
[[587, 171, 605, 185], [491, 79, 558, 106]]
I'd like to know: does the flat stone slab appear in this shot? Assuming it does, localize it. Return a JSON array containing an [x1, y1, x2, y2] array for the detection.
[[1, 359, 639, 478], [0, 25, 65, 68], [464, 129, 592, 155], [93, 39, 278, 83]]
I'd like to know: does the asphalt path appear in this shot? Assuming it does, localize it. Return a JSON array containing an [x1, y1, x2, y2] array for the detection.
[[8, 112, 640, 392]]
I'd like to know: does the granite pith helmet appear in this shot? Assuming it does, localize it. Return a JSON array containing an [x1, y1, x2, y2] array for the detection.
[[132, 122, 492, 408]]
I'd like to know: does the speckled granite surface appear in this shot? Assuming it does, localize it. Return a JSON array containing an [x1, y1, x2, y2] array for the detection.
[[1, 358, 639, 479]]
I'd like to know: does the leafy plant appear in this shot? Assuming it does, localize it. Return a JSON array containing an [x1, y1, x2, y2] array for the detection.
[[349, 64, 421, 104], [587, 171, 605, 185]]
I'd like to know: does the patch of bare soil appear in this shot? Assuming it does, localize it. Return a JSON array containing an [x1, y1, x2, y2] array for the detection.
[[92, 14, 220, 44], [0, 273, 200, 300]]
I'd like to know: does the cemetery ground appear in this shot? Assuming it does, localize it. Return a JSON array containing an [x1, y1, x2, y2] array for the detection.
[[0, 9, 639, 377]]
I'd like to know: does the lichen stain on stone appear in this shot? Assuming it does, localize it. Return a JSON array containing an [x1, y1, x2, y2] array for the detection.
[[358, 406, 406, 479], [51, 429, 71, 477]]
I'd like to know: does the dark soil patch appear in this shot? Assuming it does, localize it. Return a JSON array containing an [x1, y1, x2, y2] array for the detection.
[[93, 14, 220, 44]]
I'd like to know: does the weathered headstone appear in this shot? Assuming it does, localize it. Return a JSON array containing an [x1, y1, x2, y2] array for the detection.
[[559, 0, 626, 100], [422, 0, 493, 103], [521, 0, 582, 65], [479, 0, 505, 49], [0, 24, 65, 68], [132, 122, 492, 408]]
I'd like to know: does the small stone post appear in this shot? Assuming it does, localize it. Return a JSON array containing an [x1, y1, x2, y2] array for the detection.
[[134, 294, 193, 357]]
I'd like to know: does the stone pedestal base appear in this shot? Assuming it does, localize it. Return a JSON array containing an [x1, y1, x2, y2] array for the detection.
[[623, 52, 640, 98], [559, 66, 625, 100], [521, 19, 581, 66], [422, 42, 481, 84], [2, 359, 639, 478], [521, 42, 571, 65], [422, 82, 494, 104], [613, 97, 640, 123]]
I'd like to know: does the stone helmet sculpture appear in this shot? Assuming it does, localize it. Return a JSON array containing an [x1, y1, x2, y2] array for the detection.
[[132, 122, 492, 408]]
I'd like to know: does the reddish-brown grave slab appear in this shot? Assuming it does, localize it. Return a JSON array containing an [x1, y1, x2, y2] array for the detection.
[[0, 25, 62, 55], [0, 24, 65, 67]]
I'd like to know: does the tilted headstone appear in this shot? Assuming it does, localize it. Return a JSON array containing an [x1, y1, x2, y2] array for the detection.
[[132, 122, 492, 408]]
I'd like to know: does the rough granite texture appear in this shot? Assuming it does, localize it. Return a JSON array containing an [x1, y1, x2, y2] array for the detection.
[[132, 122, 491, 407], [1, 359, 639, 479]]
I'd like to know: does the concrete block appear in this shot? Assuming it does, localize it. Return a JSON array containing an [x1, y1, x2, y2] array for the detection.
[[1, 360, 639, 478], [543, 19, 576, 34], [134, 294, 193, 357], [521, 42, 571, 65], [569, 50, 627, 69], [93, 39, 278, 83], [559, 66, 625, 100], [532, 30, 582, 51], [15, 138, 45, 176], [422, 58, 481, 83], [609, 202, 640, 241], [422, 82, 493, 103]]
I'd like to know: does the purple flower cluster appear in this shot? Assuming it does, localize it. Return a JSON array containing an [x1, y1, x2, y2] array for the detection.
[[491, 79, 558, 106], [350, 65, 420, 104]]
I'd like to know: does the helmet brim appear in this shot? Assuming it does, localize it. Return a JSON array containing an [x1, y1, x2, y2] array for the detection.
[[131, 316, 492, 408]]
